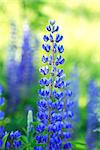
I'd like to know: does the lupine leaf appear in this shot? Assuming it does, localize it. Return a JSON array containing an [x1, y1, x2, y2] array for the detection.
[[2, 133, 9, 150]]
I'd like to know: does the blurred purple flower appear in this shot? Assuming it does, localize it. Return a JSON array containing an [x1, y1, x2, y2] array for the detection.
[[6, 21, 19, 112], [17, 23, 39, 98], [6, 21, 39, 112], [86, 80, 99, 150], [69, 66, 80, 125]]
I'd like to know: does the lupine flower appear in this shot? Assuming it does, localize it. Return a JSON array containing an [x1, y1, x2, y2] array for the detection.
[[0, 128, 22, 149], [0, 85, 22, 149], [35, 20, 73, 150], [69, 67, 80, 132], [2, 132, 10, 149], [0, 86, 7, 149], [6, 21, 19, 112], [6, 22, 39, 112], [0, 126, 6, 149], [4, 130, 22, 149], [18, 22, 38, 98], [86, 80, 99, 150], [9, 130, 22, 148]]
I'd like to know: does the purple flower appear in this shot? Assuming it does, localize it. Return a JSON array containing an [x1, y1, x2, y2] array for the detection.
[[63, 142, 72, 149], [57, 69, 64, 77], [34, 146, 43, 150], [52, 25, 59, 33], [42, 44, 51, 52], [46, 25, 51, 31], [56, 34, 63, 43], [42, 55, 48, 63], [55, 55, 65, 66], [0, 97, 4, 106], [0, 111, 4, 120], [0, 139, 3, 149], [0, 126, 4, 138], [13, 140, 22, 149], [6, 21, 19, 112], [39, 66, 49, 75], [6, 141, 10, 149], [86, 80, 99, 150], [43, 35, 49, 42], [58, 45, 64, 53]]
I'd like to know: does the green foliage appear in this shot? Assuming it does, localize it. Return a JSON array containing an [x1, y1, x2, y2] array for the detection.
[[2, 133, 9, 150]]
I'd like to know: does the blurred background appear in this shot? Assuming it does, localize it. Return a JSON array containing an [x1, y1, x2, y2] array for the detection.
[[0, 0, 100, 148]]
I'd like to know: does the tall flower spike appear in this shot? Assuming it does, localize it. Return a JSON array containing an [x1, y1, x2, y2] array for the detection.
[[35, 20, 73, 150], [18, 22, 37, 98], [86, 80, 99, 150], [6, 21, 19, 113], [69, 67, 80, 133]]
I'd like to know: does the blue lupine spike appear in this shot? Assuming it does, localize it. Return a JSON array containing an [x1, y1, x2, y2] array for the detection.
[[35, 20, 73, 149], [86, 80, 99, 150], [18, 23, 33, 84]]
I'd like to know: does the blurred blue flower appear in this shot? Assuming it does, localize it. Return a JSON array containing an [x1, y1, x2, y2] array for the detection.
[[6, 21, 39, 112], [68, 66, 80, 137], [0, 97, 4, 106], [86, 80, 99, 150], [6, 21, 19, 112], [0, 111, 4, 120]]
